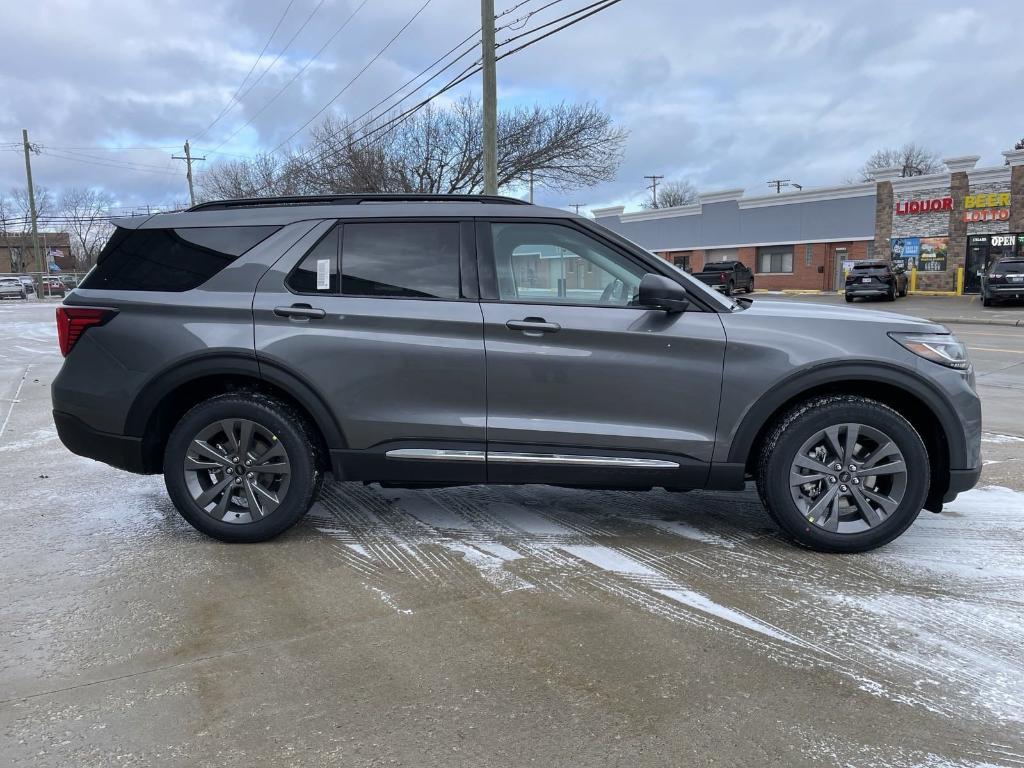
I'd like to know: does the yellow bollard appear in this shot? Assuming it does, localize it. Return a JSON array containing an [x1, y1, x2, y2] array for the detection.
[[956, 267, 964, 295], [909, 268, 917, 294]]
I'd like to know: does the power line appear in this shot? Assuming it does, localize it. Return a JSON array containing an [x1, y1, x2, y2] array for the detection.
[[201, 0, 328, 145], [268, 0, 436, 155], [38, 149, 181, 176], [208, 0, 371, 153], [194, 0, 298, 142]]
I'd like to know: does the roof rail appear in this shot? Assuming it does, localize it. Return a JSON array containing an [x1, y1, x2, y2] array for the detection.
[[189, 193, 531, 211]]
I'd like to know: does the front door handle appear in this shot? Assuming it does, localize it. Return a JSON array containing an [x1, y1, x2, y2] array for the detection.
[[274, 304, 326, 320], [506, 317, 561, 335]]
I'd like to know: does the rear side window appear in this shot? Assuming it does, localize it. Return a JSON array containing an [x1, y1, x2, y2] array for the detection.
[[341, 222, 460, 299], [81, 225, 279, 291]]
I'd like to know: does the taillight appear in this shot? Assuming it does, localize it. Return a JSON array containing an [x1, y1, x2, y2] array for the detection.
[[56, 307, 116, 357], [989, 273, 1004, 279], [719, 272, 727, 283]]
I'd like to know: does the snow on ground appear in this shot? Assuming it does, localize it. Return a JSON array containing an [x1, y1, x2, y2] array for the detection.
[[310, 482, 1024, 731]]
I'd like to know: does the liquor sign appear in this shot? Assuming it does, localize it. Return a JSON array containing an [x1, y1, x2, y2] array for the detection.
[[895, 197, 952, 215]]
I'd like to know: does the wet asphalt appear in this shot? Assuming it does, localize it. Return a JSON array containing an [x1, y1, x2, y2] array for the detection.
[[1, 299, 1022, 767]]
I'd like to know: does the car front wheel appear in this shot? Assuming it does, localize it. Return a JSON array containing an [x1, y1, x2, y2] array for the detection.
[[163, 393, 322, 542], [756, 394, 929, 553]]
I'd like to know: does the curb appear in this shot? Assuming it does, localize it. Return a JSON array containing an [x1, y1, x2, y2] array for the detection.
[[927, 317, 1024, 328]]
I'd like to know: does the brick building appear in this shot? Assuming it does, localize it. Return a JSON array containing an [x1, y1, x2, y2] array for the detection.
[[0, 232, 74, 274], [592, 148, 1024, 294]]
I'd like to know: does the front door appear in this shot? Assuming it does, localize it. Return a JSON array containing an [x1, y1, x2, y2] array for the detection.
[[253, 219, 486, 483], [478, 220, 727, 488], [965, 237, 989, 294]]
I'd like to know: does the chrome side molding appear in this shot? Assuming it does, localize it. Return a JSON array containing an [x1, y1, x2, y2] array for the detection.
[[487, 452, 679, 468], [385, 449, 678, 469], [384, 449, 486, 462]]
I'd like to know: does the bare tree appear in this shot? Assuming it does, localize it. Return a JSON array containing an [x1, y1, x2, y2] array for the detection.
[[859, 144, 941, 181], [640, 178, 698, 209], [198, 98, 627, 198], [0, 186, 53, 233], [59, 187, 115, 269]]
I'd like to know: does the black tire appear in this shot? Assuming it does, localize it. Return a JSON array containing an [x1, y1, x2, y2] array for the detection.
[[724, 281, 733, 297], [746, 279, 754, 294], [755, 394, 929, 553], [163, 392, 322, 543], [982, 295, 993, 307], [845, 294, 854, 303], [886, 285, 896, 301], [899, 283, 908, 297]]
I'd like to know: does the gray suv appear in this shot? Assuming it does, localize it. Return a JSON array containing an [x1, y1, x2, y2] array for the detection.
[[52, 194, 981, 552]]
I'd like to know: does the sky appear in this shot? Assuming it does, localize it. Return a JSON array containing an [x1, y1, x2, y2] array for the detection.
[[1, 0, 1022, 216]]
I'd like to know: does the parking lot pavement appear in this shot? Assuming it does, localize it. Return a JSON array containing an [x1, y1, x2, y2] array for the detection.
[[2, 301, 1023, 767]]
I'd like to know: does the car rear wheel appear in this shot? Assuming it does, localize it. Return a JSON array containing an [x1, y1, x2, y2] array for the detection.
[[724, 281, 733, 297], [886, 285, 896, 301], [982, 295, 993, 307], [163, 393, 322, 542], [756, 394, 929, 553], [844, 294, 854, 303]]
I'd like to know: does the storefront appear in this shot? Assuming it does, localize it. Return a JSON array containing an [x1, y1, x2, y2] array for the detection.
[[590, 148, 1024, 294]]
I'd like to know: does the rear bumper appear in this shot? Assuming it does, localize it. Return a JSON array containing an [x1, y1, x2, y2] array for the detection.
[[985, 285, 1024, 299], [845, 285, 889, 296], [53, 410, 148, 474]]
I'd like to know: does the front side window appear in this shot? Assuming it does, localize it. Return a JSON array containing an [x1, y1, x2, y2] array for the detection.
[[491, 222, 646, 306], [757, 246, 793, 274], [341, 222, 460, 299]]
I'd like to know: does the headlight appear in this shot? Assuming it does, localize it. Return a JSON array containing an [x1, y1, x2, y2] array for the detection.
[[889, 332, 969, 370]]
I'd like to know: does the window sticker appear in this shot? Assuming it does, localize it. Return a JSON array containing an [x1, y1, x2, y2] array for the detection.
[[316, 259, 330, 290]]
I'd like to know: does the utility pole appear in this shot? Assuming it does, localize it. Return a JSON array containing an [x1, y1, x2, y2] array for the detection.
[[644, 175, 664, 208], [528, 170, 534, 203], [767, 179, 795, 194], [570, 203, 585, 214], [172, 140, 205, 207], [21, 129, 43, 278], [480, 0, 498, 195]]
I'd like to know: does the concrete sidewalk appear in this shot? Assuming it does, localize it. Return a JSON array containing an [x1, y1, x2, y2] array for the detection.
[[753, 291, 1024, 326]]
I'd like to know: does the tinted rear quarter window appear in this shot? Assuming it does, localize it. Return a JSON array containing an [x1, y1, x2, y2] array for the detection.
[[341, 222, 460, 299], [81, 225, 279, 291]]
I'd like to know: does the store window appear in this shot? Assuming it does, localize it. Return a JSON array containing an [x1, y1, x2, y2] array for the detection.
[[672, 253, 691, 272], [706, 247, 738, 263], [757, 246, 793, 274], [804, 244, 814, 266]]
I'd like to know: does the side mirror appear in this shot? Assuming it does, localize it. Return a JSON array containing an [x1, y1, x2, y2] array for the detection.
[[638, 273, 689, 313]]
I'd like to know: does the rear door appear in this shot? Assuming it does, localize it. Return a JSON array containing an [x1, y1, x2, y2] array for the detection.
[[478, 219, 727, 488], [253, 218, 486, 483]]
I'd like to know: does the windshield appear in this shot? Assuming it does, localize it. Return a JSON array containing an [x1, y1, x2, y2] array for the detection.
[[852, 263, 888, 271]]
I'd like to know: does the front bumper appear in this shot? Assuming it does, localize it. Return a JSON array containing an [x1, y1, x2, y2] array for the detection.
[[53, 410, 147, 473], [943, 466, 981, 502]]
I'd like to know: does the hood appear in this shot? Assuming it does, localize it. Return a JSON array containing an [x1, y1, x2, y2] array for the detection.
[[739, 299, 947, 333]]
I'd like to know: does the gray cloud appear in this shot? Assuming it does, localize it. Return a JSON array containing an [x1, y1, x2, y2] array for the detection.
[[1, 0, 1021, 212]]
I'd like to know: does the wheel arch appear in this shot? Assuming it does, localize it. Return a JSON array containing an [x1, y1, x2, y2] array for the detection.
[[729, 363, 963, 510], [125, 353, 345, 473]]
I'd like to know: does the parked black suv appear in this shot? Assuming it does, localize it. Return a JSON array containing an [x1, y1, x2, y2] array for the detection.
[[52, 194, 981, 552], [982, 258, 1024, 306], [845, 260, 908, 302]]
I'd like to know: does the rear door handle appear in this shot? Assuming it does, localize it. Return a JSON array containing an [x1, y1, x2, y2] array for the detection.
[[274, 304, 326, 320], [506, 318, 561, 334]]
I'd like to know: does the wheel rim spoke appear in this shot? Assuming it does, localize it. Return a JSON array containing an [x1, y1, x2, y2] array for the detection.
[[860, 486, 899, 516], [243, 479, 264, 519], [238, 420, 255, 459], [195, 475, 233, 509], [805, 484, 839, 525], [190, 440, 233, 468], [791, 470, 827, 487], [253, 461, 289, 475], [823, 426, 843, 461], [843, 423, 860, 465], [793, 454, 833, 475], [848, 486, 883, 527], [220, 420, 240, 453], [862, 459, 905, 477], [861, 441, 899, 470]]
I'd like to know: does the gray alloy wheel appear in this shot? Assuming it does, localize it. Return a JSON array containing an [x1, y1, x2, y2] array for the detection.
[[183, 418, 292, 525], [788, 423, 907, 534]]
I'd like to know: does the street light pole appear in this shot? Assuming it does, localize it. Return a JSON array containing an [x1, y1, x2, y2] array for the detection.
[[481, 0, 498, 195]]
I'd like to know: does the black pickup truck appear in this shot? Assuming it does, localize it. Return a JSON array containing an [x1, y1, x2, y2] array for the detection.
[[692, 260, 754, 296]]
